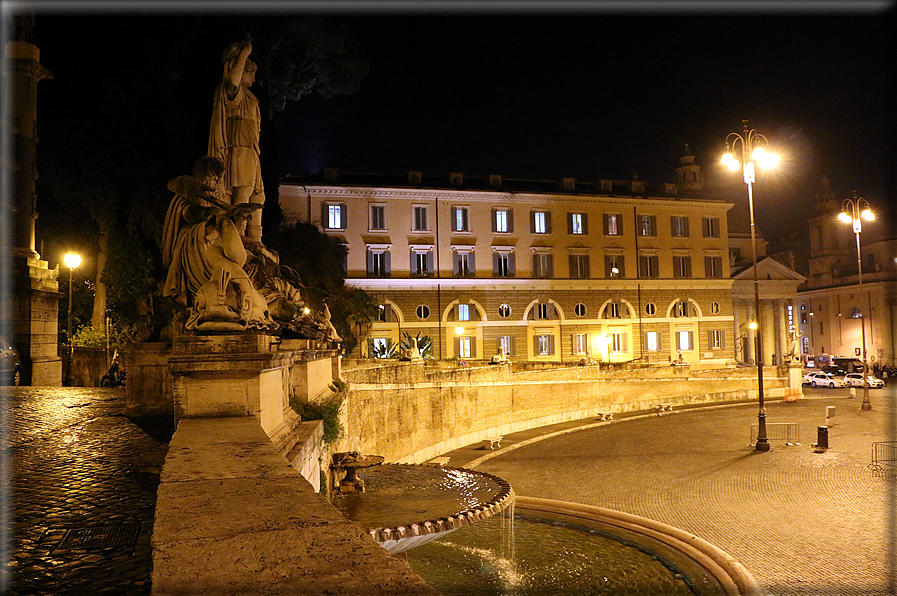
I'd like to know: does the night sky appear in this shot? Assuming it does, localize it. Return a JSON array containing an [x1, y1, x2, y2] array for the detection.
[[19, 3, 897, 245]]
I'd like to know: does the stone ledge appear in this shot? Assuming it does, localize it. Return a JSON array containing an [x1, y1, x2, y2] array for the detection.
[[152, 417, 438, 596]]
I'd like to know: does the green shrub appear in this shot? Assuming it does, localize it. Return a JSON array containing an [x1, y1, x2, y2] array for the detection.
[[290, 392, 345, 449], [71, 323, 140, 348]]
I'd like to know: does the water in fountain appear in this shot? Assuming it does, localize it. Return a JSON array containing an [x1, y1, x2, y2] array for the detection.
[[404, 510, 728, 596], [332, 464, 515, 554]]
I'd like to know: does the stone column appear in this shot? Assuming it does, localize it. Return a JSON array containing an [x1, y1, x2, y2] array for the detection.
[[2, 40, 62, 385], [776, 300, 787, 365]]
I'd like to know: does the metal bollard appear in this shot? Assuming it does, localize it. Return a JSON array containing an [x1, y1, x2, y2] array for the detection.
[[817, 426, 829, 450]]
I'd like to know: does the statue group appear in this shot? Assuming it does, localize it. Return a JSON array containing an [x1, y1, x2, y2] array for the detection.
[[161, 40, 339, 345]]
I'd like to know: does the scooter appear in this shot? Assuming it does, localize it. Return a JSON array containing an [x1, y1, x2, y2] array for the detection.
[[100, 351, 126, 388]]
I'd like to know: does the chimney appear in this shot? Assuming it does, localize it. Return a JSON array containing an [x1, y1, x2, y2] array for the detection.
[[449, 172, 463, 186], [408, 171, 422, 185], [488, 174, 502, 188], [323, 168, 338, 182], [561, 178, 575, 191]]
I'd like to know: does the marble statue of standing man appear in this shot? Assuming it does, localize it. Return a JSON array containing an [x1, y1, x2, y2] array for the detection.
[[208, 39, 266, 241]]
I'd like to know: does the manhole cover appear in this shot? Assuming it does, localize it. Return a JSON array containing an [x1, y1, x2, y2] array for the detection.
[[53, 523, 140, 553]]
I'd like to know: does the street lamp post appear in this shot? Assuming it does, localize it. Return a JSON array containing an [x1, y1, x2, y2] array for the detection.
[[63, 252, 82, 386], [723, 120, 780, 453], [838, 191, 874, 411]]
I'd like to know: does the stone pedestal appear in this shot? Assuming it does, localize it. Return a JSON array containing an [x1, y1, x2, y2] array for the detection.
[[122, 342, 174, 417], [784, 360, 804, 402]]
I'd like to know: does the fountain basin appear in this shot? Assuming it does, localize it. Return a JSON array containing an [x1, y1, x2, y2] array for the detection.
[[332, 464, 515, 554]]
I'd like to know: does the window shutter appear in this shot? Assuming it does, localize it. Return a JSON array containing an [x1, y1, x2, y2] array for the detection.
[[583, 255, 590, 278], [462, 208, 468, 232], [530, 211, 536, 233], [603, 214, 610, 235], [468, 251, 476, 275], [453, 253, 460, 276], [545, 211, 552, 234], [548, 303, 556, 320], [683, 217, 689, 237], [470, 337, 477, 358], [384, 251, 391, 275], [569, 255, 576, 277], [704, 256, 712, 278], [567, 213, 574, 234], [508, 252, 516, 276], [605, 255, 613, 277], [547, 254, 554, 278], [708, 330, 714, 350], [675, 332, 681, 351], [507, 209, 514, 233], [453, 337, 460, 358], [720, 331, 726, 349], [532, 254, 539, 277], [366, 251, 374, 275], [582, 213, 588, 235], [321, 204, 329, 228], [650, 215, 657, 235], [491, 210, 497, 233], [410, 250, 417, 275], [571, 334, 576, 353], [451, 207, 458, 232], [510, 336, 516, 356], [548, 335, 555, 355], [427, 252, 434, 274], [670, 215, 677, 236], [493, 252, 500, 275]]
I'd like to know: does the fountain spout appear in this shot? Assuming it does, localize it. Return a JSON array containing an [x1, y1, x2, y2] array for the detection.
[[331, 451, 385, 495]]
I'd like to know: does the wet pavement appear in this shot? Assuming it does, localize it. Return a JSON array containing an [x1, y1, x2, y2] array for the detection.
[[3, 387, 171, 595], [441, 386, 897, 596]]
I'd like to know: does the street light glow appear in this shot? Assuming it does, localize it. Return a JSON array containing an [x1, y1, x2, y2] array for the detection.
[[861, 209, 874, 221], [64, 252, 82, 269], [838, 212, 852, 223], [454, 326, 464, 336]]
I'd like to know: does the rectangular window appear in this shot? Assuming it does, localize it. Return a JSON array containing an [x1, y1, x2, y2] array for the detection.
[[638, 255, 659, 278], [676, 330, 694, 351], [458, 336, 472, 358], [673, 255, 692, 278], [372, 337, 389, 352], [639, 214, 657, 237], [675, 301, 691, 317], [702, 217, 721, 238], [453, 252, 474, 277], [537, 303, 551, 320], [537, 334, 555, 356], [568, 213, 587, 235], [412, 250, 433, 277], [533, 253, 553, 278], [708, 329, 725, 349], [413, 206, 428, 231], [610, 332, 627, 353], [493, 208, 513, 233], [324, 203, 345, 230], [376, 304, 391, 322], [499, 336, 514, 357], [801, 336, 810, 355], [457, 303, 470, 321], [569, 254, 590, 278], [607, 301, 622, 318], [819, 321, 824, 336], [452, 207, 469, 232], [573, 334, 589, 355], [704, 256, 723, 278], [493, 252, 514, 277], [645, 331, 660, 352], [605, 254, 624, 278], [671, 216, 689, 237], [603, 213, 622, 236], [367, 250, 390, 277], [532, 211, 551, 234], [370, 204, 385, 230]]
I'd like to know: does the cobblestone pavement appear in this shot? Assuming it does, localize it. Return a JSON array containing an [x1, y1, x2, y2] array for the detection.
[[2, 387, 171, 595], [443, 388, 897, 596]]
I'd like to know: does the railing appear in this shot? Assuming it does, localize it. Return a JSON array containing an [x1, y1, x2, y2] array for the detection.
[[750, 423, 800, 446], [869, 441, 897, 472]]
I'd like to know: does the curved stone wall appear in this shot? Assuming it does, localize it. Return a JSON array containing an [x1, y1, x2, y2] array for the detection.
[[339, 362, 791, 463]]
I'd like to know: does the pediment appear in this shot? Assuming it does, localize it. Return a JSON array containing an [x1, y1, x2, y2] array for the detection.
[[732, 256, 806, 282]]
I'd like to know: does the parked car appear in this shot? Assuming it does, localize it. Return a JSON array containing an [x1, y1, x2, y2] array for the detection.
[[0, 336, 21, 386], [844, 373, 884, 388], [803, 371, 849, 388]]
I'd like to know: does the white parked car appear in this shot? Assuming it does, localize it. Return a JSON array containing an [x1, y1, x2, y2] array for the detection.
[[803, 371, 849, 388], [844, 373, 884, 388]]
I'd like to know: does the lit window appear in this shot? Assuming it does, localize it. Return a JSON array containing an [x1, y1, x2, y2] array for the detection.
[[709, 329, 725, 349], [569, 213, 586, 235], [610, 332, 626, 353], [498, 304, 511, 318], [457, 303, 470, 321], [493, 208, 512, 233], [574, 334, 588, 354], [605, 254, 624, 278], [675, 301, 692, 317], [532, 211, 550, 234], [368, 250, 390, 277], [676, 330, 693, 351], [645, 331, 659, 351], [639, 214, 656, 237], [537, 334, 553, 356], [604, 301, 623, 319], [324, 204, 345, 230], [499, 336, 514, 357], [604, 213, 622, 236], [452, 207, 469, 232], [458, 336, 472, 358]]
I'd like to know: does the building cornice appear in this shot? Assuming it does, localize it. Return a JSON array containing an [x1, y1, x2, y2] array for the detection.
[[345, 277, 734, 292]]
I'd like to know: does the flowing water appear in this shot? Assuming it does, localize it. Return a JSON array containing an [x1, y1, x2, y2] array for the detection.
[[404, 511, 727, 596]]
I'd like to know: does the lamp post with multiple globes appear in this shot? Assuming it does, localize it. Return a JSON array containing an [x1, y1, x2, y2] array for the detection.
[[838, 191, 874, 411], [63, 252, 82, 386], [722, 120, 780, 452]]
